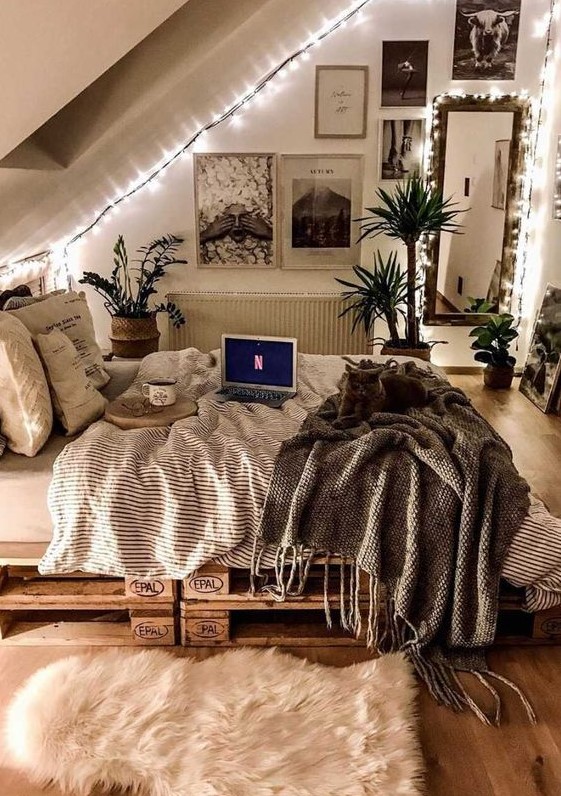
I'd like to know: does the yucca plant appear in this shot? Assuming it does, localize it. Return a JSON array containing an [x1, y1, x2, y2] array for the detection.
[[335, 251, 407, 345], [358, 176, 463, 349], [79, 234, 187, 327]]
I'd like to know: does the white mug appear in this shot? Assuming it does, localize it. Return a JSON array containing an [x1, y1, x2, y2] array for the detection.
[[141, 379, 177, 406]]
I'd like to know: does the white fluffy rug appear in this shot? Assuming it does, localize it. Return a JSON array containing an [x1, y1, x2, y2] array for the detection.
[[5, 648, 422, 796]]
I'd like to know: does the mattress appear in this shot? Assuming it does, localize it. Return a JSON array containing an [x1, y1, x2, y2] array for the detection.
[[0, 359, 139, 543]]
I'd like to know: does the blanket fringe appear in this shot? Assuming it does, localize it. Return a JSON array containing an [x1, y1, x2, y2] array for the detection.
[[249, 541, 536, 725]]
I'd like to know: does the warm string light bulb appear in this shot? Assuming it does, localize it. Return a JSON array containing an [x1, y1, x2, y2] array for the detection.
[[0, 0, 557, 284]]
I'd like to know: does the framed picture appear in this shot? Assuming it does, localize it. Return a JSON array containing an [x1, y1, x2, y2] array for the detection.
[[452, 1, 521, 80], [379, 119, 424, 180], [520, 284, 561, 413], [314, 66, 369, 139], [280, 154, 363, 269], [381, 41, 428, 108], [194, 153, 277, 268], [554, 135, 561, 220], [491, 139, 511, 210]]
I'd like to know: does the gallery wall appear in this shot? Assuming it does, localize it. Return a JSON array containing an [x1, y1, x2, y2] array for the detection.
[[6, 0, 559, 367]]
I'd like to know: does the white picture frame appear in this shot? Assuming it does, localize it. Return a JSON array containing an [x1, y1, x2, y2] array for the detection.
[[314, 66, 369, 139], [280, 154, 363, 269], [379, 119, 424, 181], [194, 152, 277, 268]]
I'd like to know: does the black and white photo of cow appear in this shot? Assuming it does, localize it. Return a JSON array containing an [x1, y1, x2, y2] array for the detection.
[[452, 0, 521, 80]]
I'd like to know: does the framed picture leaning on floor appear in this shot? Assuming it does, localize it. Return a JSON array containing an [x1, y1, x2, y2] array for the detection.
[[520, 284, 561, 413]]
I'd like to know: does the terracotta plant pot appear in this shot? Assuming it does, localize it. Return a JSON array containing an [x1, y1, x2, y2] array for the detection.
[[381, 344, 431, 362], [110, 315, 160, 359], [483, 364, 514, 389]]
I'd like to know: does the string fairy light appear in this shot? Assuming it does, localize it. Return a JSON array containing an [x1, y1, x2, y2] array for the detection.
[[0, 0, 373, 277], [511, 0, 560, 325], [0, 0, 558, 293], [553, 135, 561, 217], [422, 0, 560, 325]]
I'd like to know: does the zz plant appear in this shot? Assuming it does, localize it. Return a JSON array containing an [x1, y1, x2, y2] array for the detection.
[[79, 234, 187, 327]]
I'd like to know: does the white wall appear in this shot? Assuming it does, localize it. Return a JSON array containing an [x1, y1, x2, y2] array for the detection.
[[7, 0, 558, 368], [439, 112, 513, 310], [0, 0, 187, 159]]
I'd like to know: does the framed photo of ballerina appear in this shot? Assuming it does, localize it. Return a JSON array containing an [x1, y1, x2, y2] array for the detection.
[[381, 41, 428, 108], [379, 119, 424, 181]]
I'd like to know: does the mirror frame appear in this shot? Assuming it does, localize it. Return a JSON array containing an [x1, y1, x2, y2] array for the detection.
[[423, 93, 532, 327]]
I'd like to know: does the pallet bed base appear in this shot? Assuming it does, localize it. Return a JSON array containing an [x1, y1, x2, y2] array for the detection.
[[0, 565, 177, 646], [180, 563, 561, 649]]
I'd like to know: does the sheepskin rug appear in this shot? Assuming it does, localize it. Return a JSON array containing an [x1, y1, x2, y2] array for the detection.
[[5, 648, 422, 796]]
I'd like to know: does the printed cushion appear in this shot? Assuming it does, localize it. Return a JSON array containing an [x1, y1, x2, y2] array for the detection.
[[35, 330, 106, 436], [0, 433, 6, 457], [0, 313, 53, 456], [7, 291, 109, 388]]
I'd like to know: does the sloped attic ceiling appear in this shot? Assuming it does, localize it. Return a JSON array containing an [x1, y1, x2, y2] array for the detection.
[[0, 0, 347, 265], [0, 0, 188, 162]]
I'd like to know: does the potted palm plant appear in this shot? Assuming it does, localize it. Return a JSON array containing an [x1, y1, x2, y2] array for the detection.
[[470, 313, 518, 389], [336, 251, 407, 346], [355, 176, 463, 360], [80, 234, 187, 358]]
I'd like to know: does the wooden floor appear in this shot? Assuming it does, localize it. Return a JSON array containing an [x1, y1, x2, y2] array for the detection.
[[1, 375, 560, 796]]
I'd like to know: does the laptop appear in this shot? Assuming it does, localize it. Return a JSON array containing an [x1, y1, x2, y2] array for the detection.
[[214, 334, 297, 408]]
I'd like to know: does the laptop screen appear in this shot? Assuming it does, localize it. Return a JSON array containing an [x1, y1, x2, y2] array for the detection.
[[223, 335, 296, 390]]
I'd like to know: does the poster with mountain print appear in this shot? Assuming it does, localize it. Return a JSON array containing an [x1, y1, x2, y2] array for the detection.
[[281, 155, 363, 268]]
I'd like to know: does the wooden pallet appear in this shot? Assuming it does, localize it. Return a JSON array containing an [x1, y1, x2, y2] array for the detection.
[[181, 564, 561, 648], [0, 565, 177, 646], [181, 560, 369, 647]]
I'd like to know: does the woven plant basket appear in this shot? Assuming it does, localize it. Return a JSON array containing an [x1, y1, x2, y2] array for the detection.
[[110, 316, 160, 359], [381, 344, 431, 362]]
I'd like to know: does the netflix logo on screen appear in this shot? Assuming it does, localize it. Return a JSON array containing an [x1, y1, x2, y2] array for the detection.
[[224, 337, 294, 388]]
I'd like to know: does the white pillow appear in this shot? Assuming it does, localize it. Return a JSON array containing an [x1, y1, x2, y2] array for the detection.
[[8, 291, 109, 388], [0, 313, 53, 456], [35, 330, 106, 436]]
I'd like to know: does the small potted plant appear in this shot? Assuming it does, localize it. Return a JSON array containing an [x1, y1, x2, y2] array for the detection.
[[470, 313, 519, 389], [80, 234, 187, 358], [354, 175, 463, 360]]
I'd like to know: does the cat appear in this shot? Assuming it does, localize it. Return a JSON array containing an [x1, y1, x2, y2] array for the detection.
[[335, 360, 430, 427], [380, 372, 429, 412], [335, 365, 387, 427]]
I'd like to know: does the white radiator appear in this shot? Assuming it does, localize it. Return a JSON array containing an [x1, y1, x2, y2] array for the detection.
[[167, 292, 369, 355]]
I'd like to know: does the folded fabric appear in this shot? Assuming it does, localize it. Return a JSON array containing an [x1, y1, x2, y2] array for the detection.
[[7, 291, 109, 389], [35, 329, 106, 436], [0, 284, 32, 310], [0, 313, 53, 456], [2, 288, 66, 311]]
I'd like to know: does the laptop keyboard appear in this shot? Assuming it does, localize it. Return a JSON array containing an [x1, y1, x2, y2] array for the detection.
[[221, 387, 288, 401]]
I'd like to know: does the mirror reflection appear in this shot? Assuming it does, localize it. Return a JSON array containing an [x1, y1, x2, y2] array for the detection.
[[437, 111, 513, 314], [424, 95, 530, 326]]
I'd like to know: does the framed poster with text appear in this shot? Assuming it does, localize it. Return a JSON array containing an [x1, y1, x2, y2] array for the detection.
[[315, 66, 368, 139], [281, 154, 363, 269]]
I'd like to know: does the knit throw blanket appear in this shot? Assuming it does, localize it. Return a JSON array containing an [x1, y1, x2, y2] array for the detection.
[[256, 362, 533, 724]]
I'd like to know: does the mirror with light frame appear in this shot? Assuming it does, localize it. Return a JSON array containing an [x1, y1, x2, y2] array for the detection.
[[423, 94, 531, 326]]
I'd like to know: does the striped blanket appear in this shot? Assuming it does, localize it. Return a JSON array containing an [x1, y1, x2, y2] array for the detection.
[[40, 348, 561, 612]]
